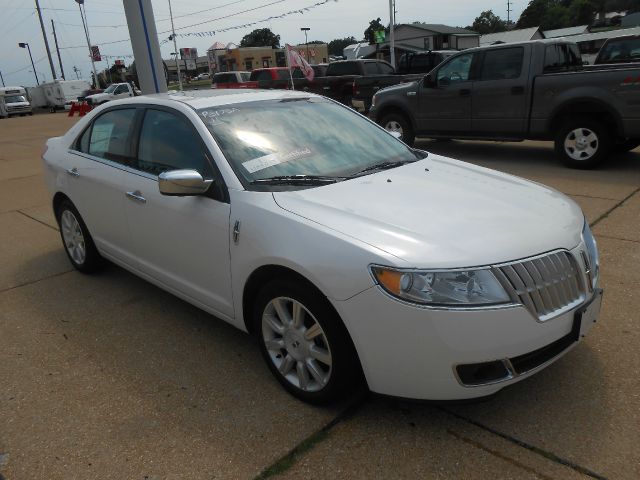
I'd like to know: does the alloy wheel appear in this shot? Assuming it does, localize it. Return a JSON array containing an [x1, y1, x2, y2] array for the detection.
[[564, 128, 599, 161], [60, 210, 86, 265], [385, 120, 404, 137], [261, 297, 332, 392]]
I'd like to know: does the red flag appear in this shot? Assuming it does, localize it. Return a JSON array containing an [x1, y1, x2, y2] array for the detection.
[[286, 44, 314, 81]]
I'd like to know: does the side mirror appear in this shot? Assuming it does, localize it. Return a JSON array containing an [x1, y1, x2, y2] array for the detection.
[[423, 73, 436, 88], [158, 169, 213, 196]]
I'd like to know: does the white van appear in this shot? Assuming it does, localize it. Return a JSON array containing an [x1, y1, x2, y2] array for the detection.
[[0, 86, 32, 116], [39, 79, 91, 111]]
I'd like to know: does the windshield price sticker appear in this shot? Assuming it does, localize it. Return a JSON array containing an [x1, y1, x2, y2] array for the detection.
[[242, 147, 313, 173]]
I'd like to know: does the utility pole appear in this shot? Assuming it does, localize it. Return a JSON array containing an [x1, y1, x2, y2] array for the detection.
[[168, 0, 182, 91], [73, 66, 80, 80], [507, 0, 513, 28], [35, 0, 57, 80], [76, 0, 98, 87], [0, 70, 4, 87], [388, 0, 396, 69], [51, 19, 65, 80]]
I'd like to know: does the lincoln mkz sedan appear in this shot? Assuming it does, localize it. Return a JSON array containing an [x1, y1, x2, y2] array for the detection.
[[42, 90, 602, 404]]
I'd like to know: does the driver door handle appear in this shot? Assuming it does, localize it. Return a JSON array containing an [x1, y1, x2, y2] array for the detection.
[[66, 167, 79, 177], [126, 190, 146, 204]]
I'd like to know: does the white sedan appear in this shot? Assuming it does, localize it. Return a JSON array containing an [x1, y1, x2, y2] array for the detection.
[[42, 90, 602, 404]]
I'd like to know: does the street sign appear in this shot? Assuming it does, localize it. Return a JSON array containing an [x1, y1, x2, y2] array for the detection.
[[374, 30, 386, 44], [185, 59, 197, 71], [180, 47, 198, 60], [91, 45, 101, 61]]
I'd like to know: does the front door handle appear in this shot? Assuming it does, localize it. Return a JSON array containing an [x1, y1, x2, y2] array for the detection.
[[66, 167, 79, 177], [126, 190, 146, 204], [459, 89, 471, 96]]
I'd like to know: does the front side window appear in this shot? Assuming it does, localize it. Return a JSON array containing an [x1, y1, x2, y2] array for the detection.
[[198, 98, 417, 189], [479, 47, 524, 81], [88, 108, 136, 165], [114, 85, 129, 94], [437, 53, 474, 85], [137, 109, 212, 177]]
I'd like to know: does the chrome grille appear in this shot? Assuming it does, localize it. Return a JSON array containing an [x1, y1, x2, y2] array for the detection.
[[493, 251, 585, 321]]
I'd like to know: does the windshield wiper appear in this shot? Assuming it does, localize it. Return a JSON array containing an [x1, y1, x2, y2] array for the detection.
[[250, 174, 345, 185], [350, 159, 417, 177]]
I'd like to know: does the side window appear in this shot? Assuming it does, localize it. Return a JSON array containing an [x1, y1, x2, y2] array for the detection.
[[544, 44, 581, 73], [437, 53, 473, 85], [75, 126, 91, 153], [114, 85, 128, 94], [292, 67, 305, 79], [88, 108, 136, 165], [137, 109, 212, 177], [479, 47, 524, 81], [364, 62, 379, 75], [378, 63, 394, 74]]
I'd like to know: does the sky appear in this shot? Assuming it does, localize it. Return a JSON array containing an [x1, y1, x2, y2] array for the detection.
[[0, 0, 530, 87]]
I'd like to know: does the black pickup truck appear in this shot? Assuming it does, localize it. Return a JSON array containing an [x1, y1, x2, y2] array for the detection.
[[369, 40, 640, 168], [352, 50, 456, 113]]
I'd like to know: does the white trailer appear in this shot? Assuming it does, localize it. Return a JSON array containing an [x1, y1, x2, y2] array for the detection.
[[36, 80, 91, 111]]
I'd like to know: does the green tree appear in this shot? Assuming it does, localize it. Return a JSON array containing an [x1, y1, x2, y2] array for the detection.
[[517, 0, 556, 28], [569, 0, 597, 25], [239, 28, 281, 48], [327, 36, 358, 56], [364, 18, 384, 45], [470, 10, 508, 34]]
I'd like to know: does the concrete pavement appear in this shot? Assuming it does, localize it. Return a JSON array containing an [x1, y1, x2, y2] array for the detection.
[[0, 115, 638, 479]]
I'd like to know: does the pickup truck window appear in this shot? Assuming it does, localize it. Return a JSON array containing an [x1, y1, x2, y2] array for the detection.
[[114, 85, 129, 94], [479, 47, 523, 81], [437, 53, 473, 85], [544, 44, 582, 73], [327, 62, 359, 76], [364, 63, 379, 75], [597, 37, 640, 63], [378, 63, 394, 74]]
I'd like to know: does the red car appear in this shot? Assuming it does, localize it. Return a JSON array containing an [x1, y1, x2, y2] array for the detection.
[[211, 71, 252, 89]]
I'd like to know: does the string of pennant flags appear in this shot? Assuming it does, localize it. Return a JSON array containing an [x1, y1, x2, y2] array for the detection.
[[160, 0, 335, 44]]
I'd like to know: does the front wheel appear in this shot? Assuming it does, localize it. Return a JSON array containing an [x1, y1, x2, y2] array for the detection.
[[379, 112, 415, 146], [56, 199, 103, 273], [254, 279, 363, 404], [554, 119, 611, 169]]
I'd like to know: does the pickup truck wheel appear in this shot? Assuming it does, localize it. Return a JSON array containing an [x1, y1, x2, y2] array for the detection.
[[555, 120, 611, 169], [380, 113, 415, 146]]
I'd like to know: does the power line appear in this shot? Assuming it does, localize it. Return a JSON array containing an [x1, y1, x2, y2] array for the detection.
[[4, 55, 47, 76]]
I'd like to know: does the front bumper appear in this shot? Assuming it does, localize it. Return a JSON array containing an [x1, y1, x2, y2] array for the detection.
[[334, 271, 602, 401]]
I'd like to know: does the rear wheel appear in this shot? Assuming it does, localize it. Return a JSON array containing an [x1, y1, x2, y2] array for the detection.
[[555, 119, 611, 169], [55, 199, 103, 273], [254, 278, 363, 404], [380, 112, 415, 146]]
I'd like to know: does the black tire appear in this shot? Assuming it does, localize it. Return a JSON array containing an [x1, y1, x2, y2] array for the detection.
[[55, 199, 103, 273], [379, 112, 415, 146], [253, 278, 364, 404], [614, 139, 640, 153], [554, 118, 611, 169]]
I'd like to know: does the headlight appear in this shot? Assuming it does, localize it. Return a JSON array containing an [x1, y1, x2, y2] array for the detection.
[[370, 266, 511, 307], [582, 220, 599, 289]]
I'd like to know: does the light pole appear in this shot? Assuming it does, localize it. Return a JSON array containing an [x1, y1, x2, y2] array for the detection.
[[0, 70, 5, 87], [75, 0, 98, 87], [168, 0, 182, 91], [19, 43, 39, 85], [73, 66, 81, 80], [29, 70, 46, 82], [301, 27, 310, 63]]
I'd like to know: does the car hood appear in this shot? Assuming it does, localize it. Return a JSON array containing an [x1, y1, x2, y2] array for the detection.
[[272, 155, 583, 268], [86, 93, 109, 101]]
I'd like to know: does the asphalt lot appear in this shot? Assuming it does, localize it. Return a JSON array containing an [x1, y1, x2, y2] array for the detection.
[[1, 113, 638, 479]]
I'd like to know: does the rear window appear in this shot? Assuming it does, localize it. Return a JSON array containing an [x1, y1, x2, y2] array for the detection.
[[479, 47, 524, 80], [544, 44, 583, 73], [214, 73, 234, 84], [364, 62, 379, 75], [249, 70, 272, 81], [326, 62, 359, 76], [277, 70, 290, 80]]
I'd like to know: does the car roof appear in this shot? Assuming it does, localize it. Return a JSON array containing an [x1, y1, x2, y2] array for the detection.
[[118, 88, 317, 110]]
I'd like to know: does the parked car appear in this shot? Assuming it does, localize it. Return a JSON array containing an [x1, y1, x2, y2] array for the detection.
[[352, 51, 457, 113], [595, 34, 640, 64], [245, 67, 292, 89], [42, 89, 602, 404], [85, 82, 140, 106], [0, 86, 32, 116], [195, 72, 211, 80], [211, 71, 251, 89], [77, 88, 103, 103], [370, 39, 640, 168]]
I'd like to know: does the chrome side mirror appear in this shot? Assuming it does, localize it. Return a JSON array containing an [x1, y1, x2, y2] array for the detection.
[[158, 169, 212, 196]]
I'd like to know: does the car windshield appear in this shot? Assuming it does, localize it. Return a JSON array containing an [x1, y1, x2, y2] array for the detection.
[[4, 95, 26, 103], [103, 84, 118, 93], [198, 97, 417, 188]]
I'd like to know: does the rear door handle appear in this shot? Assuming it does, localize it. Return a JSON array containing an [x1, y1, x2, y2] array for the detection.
[[66, 167, 79, 177], [511, 86, 525, 95], [459, 89, 471, 97], [126, 190, 146, 204]]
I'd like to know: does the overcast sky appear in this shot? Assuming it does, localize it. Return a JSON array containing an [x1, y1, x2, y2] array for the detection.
[[1, 0, 530, 87]]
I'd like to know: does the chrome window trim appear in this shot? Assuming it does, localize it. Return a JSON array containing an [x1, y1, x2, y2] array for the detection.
[[68, 150, 158, 181]]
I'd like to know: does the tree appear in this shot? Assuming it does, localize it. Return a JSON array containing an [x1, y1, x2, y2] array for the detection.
[[469, 10, 508, 34], [328, 36, 358, 56], [569, 0, 598, 25], [364, 18, 384, 45], [239, 28, 280, 48], [517, 0, 555, 28]]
